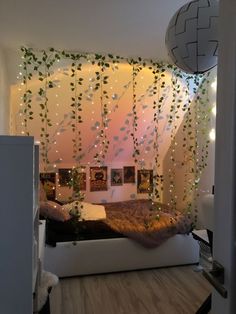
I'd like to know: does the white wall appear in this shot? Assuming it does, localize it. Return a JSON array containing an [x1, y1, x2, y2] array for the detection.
[[0, 47, 10, 134], [212, 1, 236, 313], [197, 67, 217, 229]]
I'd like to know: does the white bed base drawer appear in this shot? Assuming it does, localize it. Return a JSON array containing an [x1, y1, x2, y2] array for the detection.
[[44, 234, 199, 277]]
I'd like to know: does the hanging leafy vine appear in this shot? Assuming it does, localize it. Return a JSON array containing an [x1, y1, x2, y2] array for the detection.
[[21, 47, 34, 135], [93, 54, 110, 165], [129, 59, 143, 163], [37, 49, 58, 166], [17, 46, 213, 225], [70, 55, 83, 163], [150, 62, 166, 206]]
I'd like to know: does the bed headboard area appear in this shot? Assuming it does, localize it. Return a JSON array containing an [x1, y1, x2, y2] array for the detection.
[[11, 48, 216, 220]]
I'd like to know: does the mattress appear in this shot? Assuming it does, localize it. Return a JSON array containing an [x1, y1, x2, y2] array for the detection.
[[45, 199, 192, 248], [45, 218, 124, 246]]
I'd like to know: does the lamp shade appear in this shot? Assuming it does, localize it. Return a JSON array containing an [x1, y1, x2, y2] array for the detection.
[[165, 0, 219, 74]]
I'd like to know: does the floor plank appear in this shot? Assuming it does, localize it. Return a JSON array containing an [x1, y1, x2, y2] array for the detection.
[[50, 265, 212, 314]]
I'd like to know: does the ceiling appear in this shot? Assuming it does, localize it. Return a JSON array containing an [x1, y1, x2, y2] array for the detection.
[[0, 0, 190, 82]]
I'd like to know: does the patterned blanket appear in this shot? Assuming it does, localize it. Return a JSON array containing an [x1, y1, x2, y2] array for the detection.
[[103, 199, 192, 248]]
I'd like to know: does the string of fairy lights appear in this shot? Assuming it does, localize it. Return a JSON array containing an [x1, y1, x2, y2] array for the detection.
[[14, 47, 216, 211]]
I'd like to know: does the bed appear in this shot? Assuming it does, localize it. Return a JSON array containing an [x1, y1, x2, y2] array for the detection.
[[42, 199, 199, 277]]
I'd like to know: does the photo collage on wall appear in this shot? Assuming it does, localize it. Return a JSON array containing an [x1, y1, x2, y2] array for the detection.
[[137, 169, 153, 193], [90, 166, 108, 191], [40, 166, 153, 196], [58, 168, 86, 191], [40, 172, 56, 200]]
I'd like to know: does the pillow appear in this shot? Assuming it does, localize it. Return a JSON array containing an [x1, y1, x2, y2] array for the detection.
[[80, 202, 106, 221], [40, 201, 70, 222], [62, 201, 106, 221]]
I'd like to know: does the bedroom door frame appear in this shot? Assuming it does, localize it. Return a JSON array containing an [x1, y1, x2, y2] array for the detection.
[[212, 1, 236, 313]]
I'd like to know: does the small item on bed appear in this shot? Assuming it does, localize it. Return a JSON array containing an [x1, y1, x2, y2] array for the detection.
[[62, 201, 106, 221], [80, 202, 106, 221], [40, 201, 70, 222]]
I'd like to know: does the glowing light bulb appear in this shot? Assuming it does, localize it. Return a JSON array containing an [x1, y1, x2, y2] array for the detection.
[[209, 128, 216, 141], [212, 105, 217, 116], [211, 79, 217, 91]]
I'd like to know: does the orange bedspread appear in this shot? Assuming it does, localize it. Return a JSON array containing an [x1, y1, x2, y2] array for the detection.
[[103, 199, 192, 248]]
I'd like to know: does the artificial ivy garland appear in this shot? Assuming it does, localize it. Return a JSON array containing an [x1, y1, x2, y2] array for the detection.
[[19, 46, 212, 223]]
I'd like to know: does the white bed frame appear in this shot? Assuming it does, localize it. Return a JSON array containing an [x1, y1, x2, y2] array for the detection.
[[44, 234, 199, 277]]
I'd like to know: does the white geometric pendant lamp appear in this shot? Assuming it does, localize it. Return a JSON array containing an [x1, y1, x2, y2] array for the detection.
[[165, 0, 219, 74]]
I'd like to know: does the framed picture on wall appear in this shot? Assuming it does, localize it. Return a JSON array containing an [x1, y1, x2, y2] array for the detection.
[[58, 168, 72, 186], [137, 169, 153, 194], [90, 166, 108, 191], [111, 169, 123, 186], [123, 166, 135, 183], [40, 172, 56, 200], [72, 169, 86, 191]]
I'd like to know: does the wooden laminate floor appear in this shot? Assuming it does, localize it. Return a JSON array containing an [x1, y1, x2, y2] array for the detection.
[[50, 265, 212, 314]]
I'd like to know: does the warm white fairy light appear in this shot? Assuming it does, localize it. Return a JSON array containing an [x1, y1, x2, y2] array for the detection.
[[209, 128, 216, 141], [211, 79, 217, 91], [212, 104, 216, 116]]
